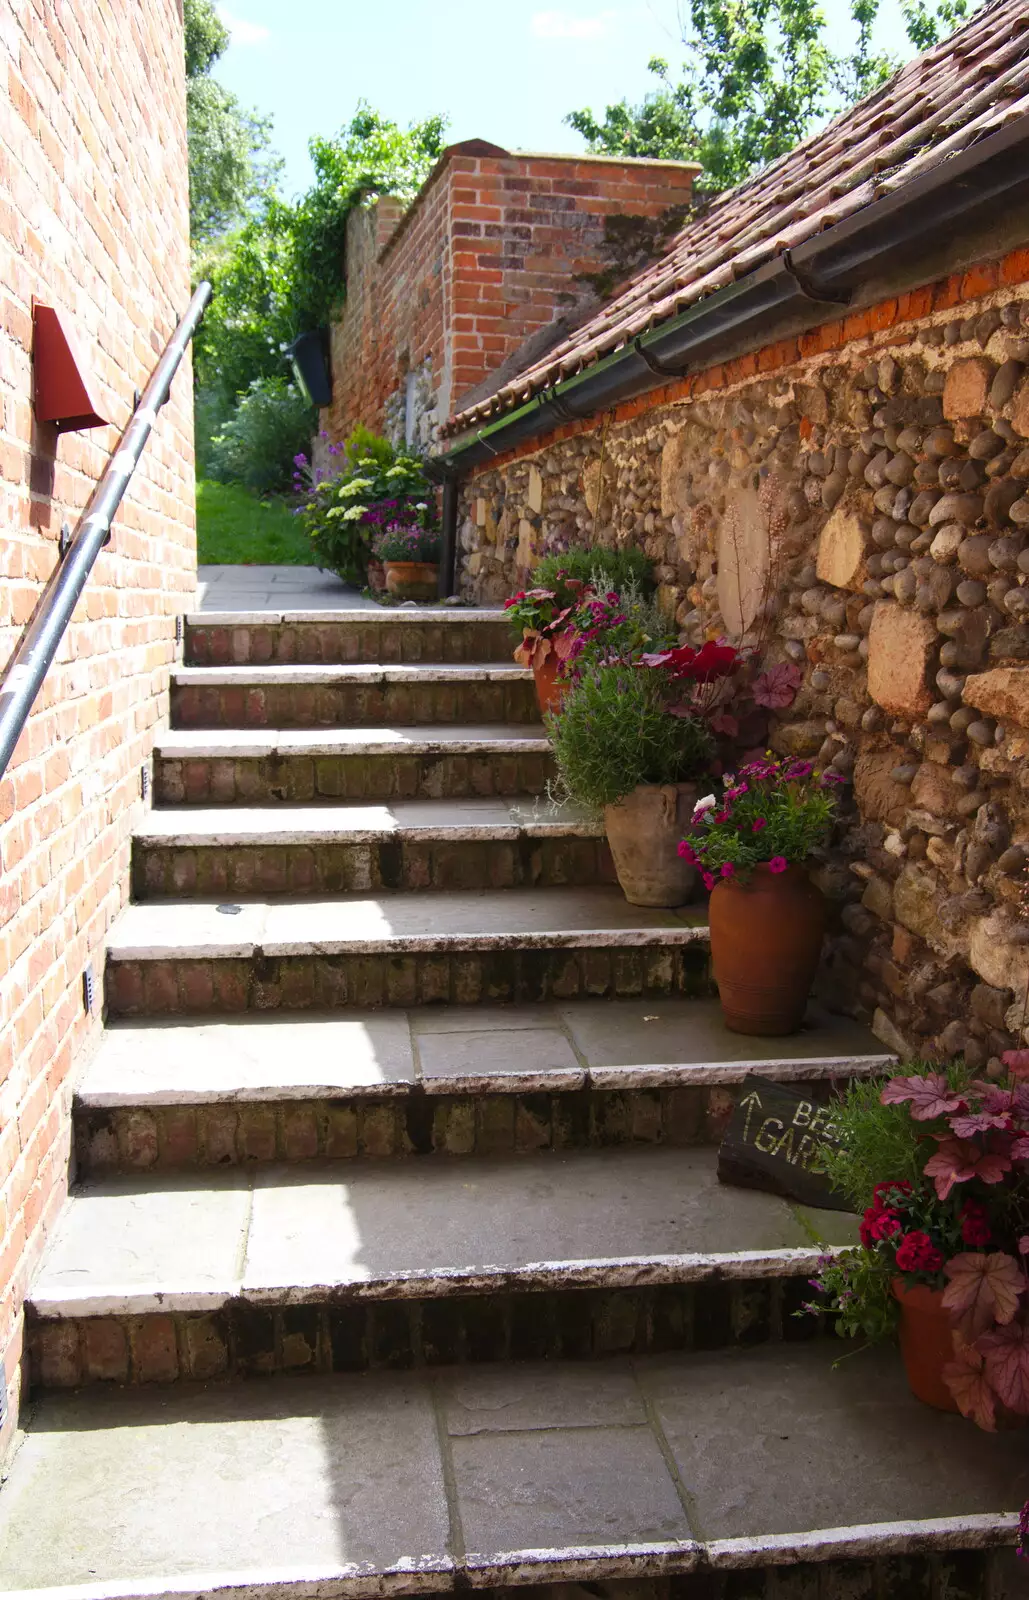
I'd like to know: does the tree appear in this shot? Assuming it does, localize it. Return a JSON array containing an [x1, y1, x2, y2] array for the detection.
[[567, 0, 980, 193], [192, 105, 447, 408], [183, 0, 280, 245]]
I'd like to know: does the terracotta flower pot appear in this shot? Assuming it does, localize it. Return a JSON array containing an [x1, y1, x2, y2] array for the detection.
[[532, 645, 567, 717], [367, 557, 387, 594], [892, 1278, 960, 1412], [604, 783, 700, 907], [708, 861, 825, 1035], [384, 560, 439, 600]]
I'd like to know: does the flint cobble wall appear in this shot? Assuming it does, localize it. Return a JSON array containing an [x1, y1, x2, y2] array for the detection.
[[458, 248, 1029, 1071], [0, 0, 194, 1451]]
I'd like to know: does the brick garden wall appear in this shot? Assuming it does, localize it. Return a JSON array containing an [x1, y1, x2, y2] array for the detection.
[[0, 0, 194, 1452], [324, 146, 699, 454], [458, 246, 1029, 1075]]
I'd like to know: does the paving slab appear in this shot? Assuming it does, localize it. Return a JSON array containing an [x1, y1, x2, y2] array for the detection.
[[1, 1349, 1023, 1596], [105, 887, 708, 961], [79, 1013, 417, 1104], [135, 796, 602, 848], [0, 1375, 449, 1593], [79, 997, 887, 1108], [29, 1148, 851, 1315], [640, 1343, 1029, 1540], [156, 723, 549, 759]]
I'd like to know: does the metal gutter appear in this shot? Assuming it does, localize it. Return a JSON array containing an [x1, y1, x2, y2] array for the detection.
[[437, 115, 1029, 478]]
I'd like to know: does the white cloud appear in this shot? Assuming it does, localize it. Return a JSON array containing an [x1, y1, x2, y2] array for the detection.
[[530, 9, 618, 40], [216, 6, 271, 45]]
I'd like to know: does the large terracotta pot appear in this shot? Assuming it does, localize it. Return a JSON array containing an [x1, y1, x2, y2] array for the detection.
[[384, 560, 439, 600], [892, 1278, 959, 1412], [604, 783, 700, 907], [708, 861, 825, 1034]]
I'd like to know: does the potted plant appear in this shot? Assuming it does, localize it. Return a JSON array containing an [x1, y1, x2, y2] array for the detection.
[[548, 658, 715, 906], [680, 755, 841, 1033], [295, 426, 436, 586], [805, 1060, 1029, 1429], [372, 522, 442, 599], [504, 584, 585, 715]]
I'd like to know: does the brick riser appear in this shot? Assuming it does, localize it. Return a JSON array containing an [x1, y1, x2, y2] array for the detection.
[[171, 679, 539, 728], [462, 1556, 1026, 1600], [104, 944, 713, 1016], [131, 836, 616, 898], [28, 1275, 821, 1389], [74, 1077, 804, 1172], [154, 749, 555, 804], [185, 619, 515, 666]]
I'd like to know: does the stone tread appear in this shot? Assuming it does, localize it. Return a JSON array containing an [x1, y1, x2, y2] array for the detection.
[[154, 723, 549, 759], [188, 606, 509, 624], [133, 797, 602, 847], [172, 662, 531, 684], [1, 1348, 1025, 1596], [104, 887, 709, 960], [77, 999, 891, 1106], [28, 1147, 856, 1316]]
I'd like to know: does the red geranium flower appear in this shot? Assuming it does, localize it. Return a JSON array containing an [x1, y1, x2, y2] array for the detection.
[[895, 1231, 944, 1273]]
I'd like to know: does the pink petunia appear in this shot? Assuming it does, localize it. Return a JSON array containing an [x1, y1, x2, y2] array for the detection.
[[720, 862, 735, 878], [752, 818, 767, 833], [702, 872, 715, 891], [768, 856, 788, 874]]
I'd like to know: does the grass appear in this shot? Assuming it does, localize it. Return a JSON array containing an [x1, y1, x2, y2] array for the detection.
[[195, 479, 318, 566]]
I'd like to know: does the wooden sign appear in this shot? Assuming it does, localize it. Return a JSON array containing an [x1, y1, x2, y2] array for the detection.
[[717, 1079, 851, 1211]]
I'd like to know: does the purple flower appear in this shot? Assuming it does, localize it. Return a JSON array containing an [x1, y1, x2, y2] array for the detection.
[[720, 862, 735, 878], [294, 453, 308, 467], [702, 871, 715, 891], [768, 856, 788, 874], [752, 818, 766, 832], [678, 842, 697, 863]]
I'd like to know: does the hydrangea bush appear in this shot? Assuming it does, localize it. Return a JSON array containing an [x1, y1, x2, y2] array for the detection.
[[294, 426, 436, 583]]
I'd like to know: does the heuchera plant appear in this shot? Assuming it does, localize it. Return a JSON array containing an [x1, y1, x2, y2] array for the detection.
[[810, 1061, 1029, 1431], [504, 582, 587, 672], [679, 755, 840, 890]]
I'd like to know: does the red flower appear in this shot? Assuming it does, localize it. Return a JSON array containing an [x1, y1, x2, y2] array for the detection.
[[873, 1180, 912, 1204], [642, 641, 740, 682], [895, 1231, 944, 1274], [868, 1208, 903, 1242], [767, 856, 788, 874], [960, 1200, 993, 1248]]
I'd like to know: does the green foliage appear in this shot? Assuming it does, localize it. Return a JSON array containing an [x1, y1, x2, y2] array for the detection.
[[820, 1073, 946, 1211], [534, 546, 655, 596], [184, 0, 280, 246], [549, 662, 715, 810], [193, 106, 446, 408], [296, 429, 436, 585], [567, 0, 980, 192], [195, 479, 316, 566], [800, 1249, 900, 1344], [206, 377, 315, 496]]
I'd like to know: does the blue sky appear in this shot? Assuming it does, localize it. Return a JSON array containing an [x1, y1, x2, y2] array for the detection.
[[212, 1, 922, 201]]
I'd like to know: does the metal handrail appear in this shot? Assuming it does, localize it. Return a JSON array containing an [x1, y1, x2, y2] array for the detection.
[[0, 280, 213, 783]]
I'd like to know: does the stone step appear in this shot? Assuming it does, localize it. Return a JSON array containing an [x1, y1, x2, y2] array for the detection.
[[153, 724, 553, 804], [3, 1350, 1024, 1598], [171, 661, 538, 729], [185, 606, 514, 667], [131, 798, 613, 898], [27, 1146, 854, 1385], [102, 887, 712, 1015], [74, 998, 891, 1173]]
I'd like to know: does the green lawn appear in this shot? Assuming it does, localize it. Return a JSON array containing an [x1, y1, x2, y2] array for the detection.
[[195, 479, 318, 566]]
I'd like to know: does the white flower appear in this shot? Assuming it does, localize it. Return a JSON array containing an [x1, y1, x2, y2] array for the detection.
[[721, 773, 735, 788], [693, 794, 716, 817]]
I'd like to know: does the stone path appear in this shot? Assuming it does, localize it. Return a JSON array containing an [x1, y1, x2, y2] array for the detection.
[[1, 577, 1025, 1598]]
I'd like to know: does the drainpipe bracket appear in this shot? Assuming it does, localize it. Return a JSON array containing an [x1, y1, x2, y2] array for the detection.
[[632, 336, 687, 378], [780, 249, 851, 306]]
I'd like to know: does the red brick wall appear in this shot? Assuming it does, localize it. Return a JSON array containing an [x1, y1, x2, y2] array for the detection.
[[324, 145, 699, 450], [0, 0, 194, 1452]]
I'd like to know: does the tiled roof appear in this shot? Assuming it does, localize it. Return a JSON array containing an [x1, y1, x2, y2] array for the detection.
[[446, 0, 1029, 436]]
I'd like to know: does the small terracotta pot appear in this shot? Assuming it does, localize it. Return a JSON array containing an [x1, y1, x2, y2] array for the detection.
[[604, 783, 700, 907], [531, 644, 568, 717], [367, 557, 387, 594], [892, 1278, 960, 1412], [708, 861, 825, 1034], [384, 560, 439, 599]]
